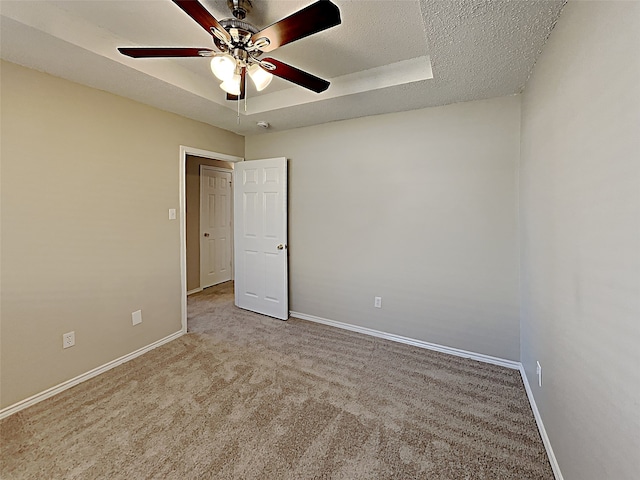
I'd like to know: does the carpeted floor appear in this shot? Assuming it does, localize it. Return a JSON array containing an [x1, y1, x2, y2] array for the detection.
[[1, 282, 553, 479]]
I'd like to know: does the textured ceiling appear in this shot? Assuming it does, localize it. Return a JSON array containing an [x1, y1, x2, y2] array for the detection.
[[0, 0, 566, 135]]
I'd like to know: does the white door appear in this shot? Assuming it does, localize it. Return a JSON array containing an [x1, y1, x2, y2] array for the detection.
[[200, 166, 232, 288], [234, 158, 288, 320]]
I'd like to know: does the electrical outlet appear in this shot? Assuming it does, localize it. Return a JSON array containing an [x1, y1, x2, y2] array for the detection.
[[536, 361, 542, 387], [132, 310, 142, 326], [63, 331, 75, 349], [374, 296, 382, 308]]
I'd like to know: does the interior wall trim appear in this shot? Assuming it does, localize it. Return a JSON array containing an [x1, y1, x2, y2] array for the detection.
[[187, 288, 203, 296], [0, 330, 184, 420], [519, 367, 565, 480], [289, 311, 520, 369]]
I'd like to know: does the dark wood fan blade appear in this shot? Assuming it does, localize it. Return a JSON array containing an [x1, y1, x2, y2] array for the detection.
[[172, 0, 231, 43], [261, 57, 329, 93], [251, 0, 341, 53], [227, 67, 247, 101], [118, 47, 214, 58]]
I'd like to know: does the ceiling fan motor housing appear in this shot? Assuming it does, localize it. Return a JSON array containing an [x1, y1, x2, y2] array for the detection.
[[228, 0, 252, 20], [214, 19, 261, 63]]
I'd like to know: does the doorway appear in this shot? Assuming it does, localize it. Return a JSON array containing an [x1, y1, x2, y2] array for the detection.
[[185, 156, 234, 294], [180, 146, 243, 333]]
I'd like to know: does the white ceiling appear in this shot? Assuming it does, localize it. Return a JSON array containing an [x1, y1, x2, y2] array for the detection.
[[0, 0, 566, 135]]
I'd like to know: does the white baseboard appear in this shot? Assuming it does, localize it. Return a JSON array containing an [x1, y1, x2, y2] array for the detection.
[[519, 367, 564, 480], [187, 288, 203, 296], [290, 310, 562, 479], [0, 330, 184, 420], [1, 311, 563, 480], [289, 311, 521, 370]]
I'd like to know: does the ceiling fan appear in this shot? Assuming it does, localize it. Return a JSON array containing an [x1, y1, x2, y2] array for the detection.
[[118, 0, 341, 101]]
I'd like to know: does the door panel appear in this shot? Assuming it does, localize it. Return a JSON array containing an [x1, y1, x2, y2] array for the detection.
[[234, 158, 288, 320], [200, 166, 232, 288]]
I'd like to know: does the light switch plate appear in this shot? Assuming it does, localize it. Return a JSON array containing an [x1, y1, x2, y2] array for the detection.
[[168, 209, 176, 220]]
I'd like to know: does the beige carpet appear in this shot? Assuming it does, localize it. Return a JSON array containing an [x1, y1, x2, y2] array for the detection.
[[1, 282, 553, 479]]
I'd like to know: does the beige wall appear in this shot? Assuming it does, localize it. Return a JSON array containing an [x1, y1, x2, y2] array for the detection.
[[0, 61, 244, 408], [246, 96, 521, 360], [185, 155, 234, 292], [519, 2, 640, 479]]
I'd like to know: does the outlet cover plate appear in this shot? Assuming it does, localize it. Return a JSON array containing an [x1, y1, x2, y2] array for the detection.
[[63, 331, 75, 349], [132, 310, 142, 326]]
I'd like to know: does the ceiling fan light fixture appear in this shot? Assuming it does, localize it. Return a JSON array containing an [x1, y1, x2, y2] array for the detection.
[[220, 73, 242, 95], [248, 64, 273, 91], [210, 54, 236, 81], [118, 0, 342, 99]]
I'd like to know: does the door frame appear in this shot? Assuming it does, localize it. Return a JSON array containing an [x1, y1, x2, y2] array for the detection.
[[199, 165, 233, 289], [179, 146, 243, 333]]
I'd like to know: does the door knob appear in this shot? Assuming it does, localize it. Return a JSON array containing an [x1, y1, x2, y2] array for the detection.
[[204, 233, 210, 237], [277, 244, 287, 250]]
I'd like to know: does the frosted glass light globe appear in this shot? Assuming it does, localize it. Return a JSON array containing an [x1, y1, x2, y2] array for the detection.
[[220, 73, 241, 95], [210, 54, 236, 82], [248, 64, 273, 91]]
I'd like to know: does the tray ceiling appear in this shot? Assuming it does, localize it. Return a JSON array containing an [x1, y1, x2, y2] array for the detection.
[[0, 0, 565, 135]]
